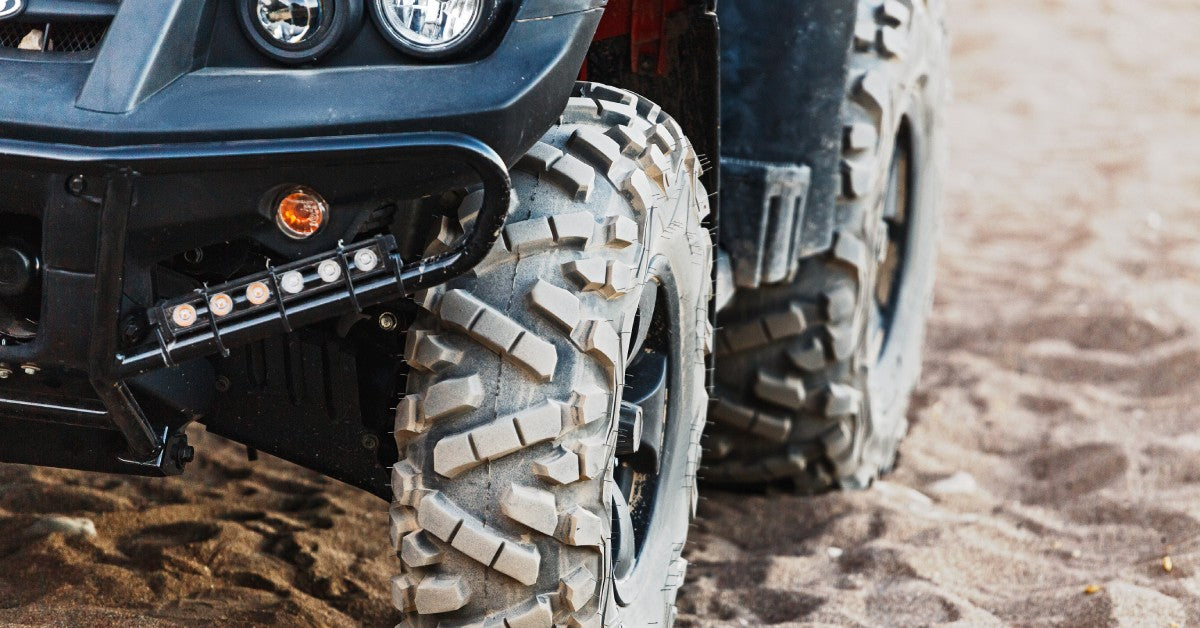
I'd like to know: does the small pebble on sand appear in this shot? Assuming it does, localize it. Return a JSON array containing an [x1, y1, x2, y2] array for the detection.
[[927, 471, 979, 496], [23, 516, 98, 540]]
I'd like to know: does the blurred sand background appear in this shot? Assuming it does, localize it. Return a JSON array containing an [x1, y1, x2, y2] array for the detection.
[[3, 0, 1200, 625]]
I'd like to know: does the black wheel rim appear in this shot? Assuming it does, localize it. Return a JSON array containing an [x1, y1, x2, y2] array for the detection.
[[874, 130, 913, 342], [611, 276, 677, 588]]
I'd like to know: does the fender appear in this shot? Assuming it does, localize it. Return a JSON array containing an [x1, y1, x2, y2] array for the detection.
[[719, 0, 857, 288], [586, 0, 720, 198]]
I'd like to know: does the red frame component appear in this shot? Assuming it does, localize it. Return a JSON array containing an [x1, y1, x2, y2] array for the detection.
[[590, 0, 688, 75]]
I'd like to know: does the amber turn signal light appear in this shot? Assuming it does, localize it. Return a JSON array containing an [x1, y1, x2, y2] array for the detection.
[[275, 187, 328, 239]]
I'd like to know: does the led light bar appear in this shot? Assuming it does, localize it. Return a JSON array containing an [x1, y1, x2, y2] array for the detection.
[[151, 237, 398, 365]]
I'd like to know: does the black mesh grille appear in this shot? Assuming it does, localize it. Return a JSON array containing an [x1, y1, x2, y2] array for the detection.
[[0, 20, 109, 53]]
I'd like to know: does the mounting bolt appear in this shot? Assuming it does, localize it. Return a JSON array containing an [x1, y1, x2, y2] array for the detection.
[[214, 376, 231, 393], [20, 364, 39, 376], [0, 365, 11, 379], [361, 434, 380, 450], [67, 175, 86, 196], [121, 315, 146, 345], [177, 446, 196, 465], [378, 312, 398, 332]]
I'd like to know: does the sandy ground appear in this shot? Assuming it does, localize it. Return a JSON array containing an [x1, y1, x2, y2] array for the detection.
[[680, 0, 1200, 624], [3, 0, 1199, 625]]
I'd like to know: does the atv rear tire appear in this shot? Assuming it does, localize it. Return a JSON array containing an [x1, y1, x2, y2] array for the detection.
[[391, 83, 712, 626], [707, 0, 948, 491]]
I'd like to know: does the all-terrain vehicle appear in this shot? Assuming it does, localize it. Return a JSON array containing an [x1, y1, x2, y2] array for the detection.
[[0, 0, 945, 624]]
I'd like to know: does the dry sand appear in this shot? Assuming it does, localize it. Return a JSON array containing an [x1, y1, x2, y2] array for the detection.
[[681, 0, 1200, 624], [3, 0, 1199, 625]]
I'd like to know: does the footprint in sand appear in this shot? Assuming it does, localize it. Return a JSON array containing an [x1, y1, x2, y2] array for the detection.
[[118, 521, 222, 564], [746, 589, 825, 624], [1024, 442, 1128, 504]]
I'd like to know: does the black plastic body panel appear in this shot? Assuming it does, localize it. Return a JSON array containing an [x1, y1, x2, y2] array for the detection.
[[21, 0, 119, 20], [0, 0, 602, 168], [719, 0, 856, 257], [203, 334, 396, 498]]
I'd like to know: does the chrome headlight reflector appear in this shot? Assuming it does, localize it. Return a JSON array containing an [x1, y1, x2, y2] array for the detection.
[[371, 0, 498, 58], [256, 0, 325, 45], [239, 0, 363, 65]]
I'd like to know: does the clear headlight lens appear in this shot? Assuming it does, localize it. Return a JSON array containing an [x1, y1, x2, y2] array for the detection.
[[257, 0, 326, 46], [375, 0, 483, 50]]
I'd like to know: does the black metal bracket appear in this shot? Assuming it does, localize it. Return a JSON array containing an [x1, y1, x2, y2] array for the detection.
[[88, 171, 170, 467], [115, 135, 511, 377]]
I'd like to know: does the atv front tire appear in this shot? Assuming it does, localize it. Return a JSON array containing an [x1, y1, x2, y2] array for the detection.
[[708, 0, 948, 491], [391, 83, 712, 626]]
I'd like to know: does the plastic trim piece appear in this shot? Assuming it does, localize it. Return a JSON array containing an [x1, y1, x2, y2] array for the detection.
[[720, 158, 812, 289]]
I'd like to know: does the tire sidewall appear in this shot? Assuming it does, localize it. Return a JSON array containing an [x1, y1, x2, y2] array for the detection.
[[608, 161, 711, 625], [864, 84, 942, 465], [609, 257, 706, 622], [852, 0, 948, 485]]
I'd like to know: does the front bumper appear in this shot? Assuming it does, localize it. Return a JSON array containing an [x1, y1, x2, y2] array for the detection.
[[0, 132, 511, 477], [0, 0, 604, 480]]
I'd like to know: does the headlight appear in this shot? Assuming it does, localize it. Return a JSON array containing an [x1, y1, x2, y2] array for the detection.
[[256, 0, 325, 45], [238, 0, 363, 65], [371, 0, 499, 59]]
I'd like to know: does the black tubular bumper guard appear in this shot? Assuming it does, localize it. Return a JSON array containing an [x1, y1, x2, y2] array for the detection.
[[0, 132, 511, 472]]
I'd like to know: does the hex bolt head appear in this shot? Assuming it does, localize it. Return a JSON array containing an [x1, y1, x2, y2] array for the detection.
[[361, 434, 380, 450], [178, 446, 196, 465], [214, 376, 232, 393], [121, 316, 146, 344], [378, 312, 398, 331], [0, 365, 11, 379], [20, 364, 39, 376]]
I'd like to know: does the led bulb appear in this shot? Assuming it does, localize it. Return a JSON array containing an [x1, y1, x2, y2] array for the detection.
[[172, 304, 198, 328], [246, 282, 272, 305], [209, 293, 235, 317], [318, 259, 343, 283], [280, 270, 306, 294], [354, 248, 380, 272]]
